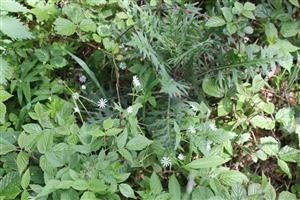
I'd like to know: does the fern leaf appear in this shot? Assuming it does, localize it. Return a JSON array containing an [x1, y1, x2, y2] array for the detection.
[[0, 16, 33, 40], [0, 57, 13, 85], [0, 0, 30, 13]]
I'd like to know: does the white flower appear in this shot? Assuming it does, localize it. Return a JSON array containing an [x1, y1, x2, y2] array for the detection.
[[48, 96, 52, 101], [209, 124, 217, 131], [161, 156, 172, 168], [127, 106, 133, 114], [187, 126, 196, 134], [72, 92, 80, 100], [97, 98, 108, 109], [119, 62, 127, 70], [133, 75, 142, 89], [79, 75, 87, 83], [81, 85, 86, 90], [206, 140, 213, 151], [74, 107, 80, 113], [178, 153, 185, 160], [190, 104, 198, 112], [244, 37, 249, 43]]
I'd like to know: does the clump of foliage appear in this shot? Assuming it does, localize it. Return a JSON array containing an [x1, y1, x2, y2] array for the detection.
[[0, 0, 300, 199]]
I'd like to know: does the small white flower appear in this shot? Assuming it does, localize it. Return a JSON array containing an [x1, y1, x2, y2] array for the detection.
[[74, 107, 80, 113], [187, 126, 196, 134], [209, 124, 217, 131], [190, 104, 198, 112], [161, 156, 172, 168], [119, 62, 127, 70], [79, 75, 87, 83], [133, 75, 142, 89], [178, 153, 185, 160], [72, 92, 80, 100], [244, 37, 249, 43], [127, 106, 133, 114], [81, 85, 86, 90], [48, 96, 52, 101], [206, 140, 213, 151], [97, 98, 108, 109]]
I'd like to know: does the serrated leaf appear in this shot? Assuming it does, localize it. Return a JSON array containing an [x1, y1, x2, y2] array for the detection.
[[205, 16, 225, 27], [0, 57, 13, 85], [250, 115, 275, 130], [221, 7, 233, 22], [0, 136, 16, 155], [21, 169, 30, 189], [54, 18, 76, 36], [252, 74, 265, 92], [150, 172, 162, 194], [0, 90, 13, 102], [219, 170, 249, 186], [278, 191, 297, 200], [280, 21, 300, 38], [186, 156, 230, 169], [119, 183, 136, 199], [17, 151, 29, 174], [289, 0, 299, 7], [278, 146, 300, 162], [79, 19, 96, 32], [0, 102, 6, 124], [126, 135, 152, 151], [22, 123, 42, 134], [260, 136, 279, 156], [0, 172, 21, 199], [0, 16, 33, 40], [0, 0, 30, 13]]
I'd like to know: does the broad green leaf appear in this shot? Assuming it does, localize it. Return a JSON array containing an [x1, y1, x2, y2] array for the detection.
[[168, 174, 181, 200], [219, 170, 249, 186], [278, 159, 292, 179], [81, 191, 98, 200], [242, 10, 255, 19], [150, 172, 162, 195], [278, 146, 300, 162], [54, 18, 76, 36], [119, 183, 136, 199], [0, 137, 16, 155], [265, 23, 278, 44], [17, 151, 29, 174], [275, 107, 294, 127], [278, 191, 297, 200], [126, 135, 153, 151], [21, 169, 30, 189], [37, 132, 53, 153], [221, 7, 233, 22], [0, 16, 33, 40], [218, 98, 232, 116], [72, 180, 89, 191], [0, 0, 30, 13], [202, 77, 223, 98], [289, 0, 299, 7], [21, 190, 30, 200], [260, 136, 279, 156], [250, 115, 275, 130], [244, 2, 256, 10], [205, 16, 226, 27], [79, 19, 96, 32], [62, 3, 83, 24], [88, 179, 106, 193], [35, 49, 49, 63], [0, 172, 21, 199], [252, 74, 265, 92], [186, 156, 230, 169], [280, 21, 300, 38], [226, 23, 237, 34], [103, 118, 114, 130], [22, 123, 42, 134], [191, 187, 214, 200], [0, 90, 13, 102]]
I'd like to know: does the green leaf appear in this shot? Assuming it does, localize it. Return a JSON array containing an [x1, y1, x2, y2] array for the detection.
[[244, 2, 256, 11], [62, 3, 83, 24], [265, 23, 278, 44], [192, 187, 214, 199], [35, 49, 49, 63], [289, 0, 299, 7], [81, 191, 97, 200], [103, 118, 114, 130], [22, 123, 42, 134], [0, 137, 16, 155], [168, 174, 181, 200], [126, 135, 153, 151], [205, 16, 226, 27], [17, 151, 29, 174], [54, 18, 77, 36], [0, 172, 21, 199], [119, 183, 136, 199], [278, 159, 292, 179], [0, 90, 13, 102], [72, 180, 89, 191], [0, 102, 6, 124], [280, 21, 300, 38], [79, 19, 96, 32], [252, 74, 265, 93], [278, 191, 297, 200], [21, 169, 30, 189], [260, 136, 279, 156], [0, 57, 13, 85], [0, 0, 30, 13], [37, 132, 53, 153], [221, 7, 233, 22], [202, 77, 223, 98], [226, 23, 237, 34], [218, 98, 232, 116], [242, 10, 255, 19], [186, 156, 230, 169], [219, 170, 249, 186], [250, 115, 275, 130], [0, 16, 33, 40], [150, 172, 162, 195], [66, 51, 105, 96], [278, 146, 300, 162]]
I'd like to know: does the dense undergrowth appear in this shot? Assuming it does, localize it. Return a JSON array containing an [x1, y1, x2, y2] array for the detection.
[[0, 0, 300, 199]]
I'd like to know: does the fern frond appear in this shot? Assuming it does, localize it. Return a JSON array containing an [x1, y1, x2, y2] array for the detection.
[[0, 16, 33, 40], [0, 56, 13, 85]]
